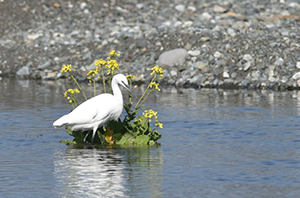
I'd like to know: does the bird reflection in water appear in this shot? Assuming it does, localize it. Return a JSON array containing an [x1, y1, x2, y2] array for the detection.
[[53, 146, 163, 197]]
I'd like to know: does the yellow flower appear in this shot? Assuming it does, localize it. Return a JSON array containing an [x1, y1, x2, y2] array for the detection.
[[155, 121, 163, 129], [143, 109, 158, 120], [64, 88, 80, 99], [61, 64, 73, 74], [149, 82, 161, 91], [106, 59, 119, 75], [95, 59, 107, 67], [126, 74, 136, 80], [87, 68, 99, 83], [150, 66, 164, 77], [106, 59, 119, 70], [109, 50, 120, 57]]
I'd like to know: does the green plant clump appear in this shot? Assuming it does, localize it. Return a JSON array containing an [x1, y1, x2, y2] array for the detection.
[[59, 50, 164, 146]]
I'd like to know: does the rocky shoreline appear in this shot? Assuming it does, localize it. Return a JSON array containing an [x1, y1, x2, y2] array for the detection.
[[0, 0, 299, 90]]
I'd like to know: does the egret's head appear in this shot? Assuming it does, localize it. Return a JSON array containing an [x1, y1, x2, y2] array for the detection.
[[114, 74, 130, 91]]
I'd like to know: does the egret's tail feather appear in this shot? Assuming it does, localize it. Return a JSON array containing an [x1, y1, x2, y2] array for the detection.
[[53, 115, 68, 128]]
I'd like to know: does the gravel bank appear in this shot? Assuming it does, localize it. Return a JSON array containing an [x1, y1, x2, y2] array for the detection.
[[0, 0, 299, 90]]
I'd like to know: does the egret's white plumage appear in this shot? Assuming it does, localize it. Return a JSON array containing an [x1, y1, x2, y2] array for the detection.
[[53, 74, 130, 143]]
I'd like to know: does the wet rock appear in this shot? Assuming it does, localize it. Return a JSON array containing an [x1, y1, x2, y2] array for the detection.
[[38, 60, 51, 69], [16, 66, 30, 77], [158, 48, 188, 67]]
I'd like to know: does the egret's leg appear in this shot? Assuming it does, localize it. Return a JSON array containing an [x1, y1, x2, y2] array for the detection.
[[83, 131, 91, 143], [91, 127, 97, 144]]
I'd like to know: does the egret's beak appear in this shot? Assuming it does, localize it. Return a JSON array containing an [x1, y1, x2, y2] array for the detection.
[[122, 82, 138, 100]]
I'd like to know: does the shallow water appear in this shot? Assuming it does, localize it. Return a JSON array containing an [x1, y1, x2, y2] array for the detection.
[[0, 79, 300, 198]]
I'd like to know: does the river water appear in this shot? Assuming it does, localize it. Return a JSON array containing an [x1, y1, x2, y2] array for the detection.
[[0, 78, 300, 198]]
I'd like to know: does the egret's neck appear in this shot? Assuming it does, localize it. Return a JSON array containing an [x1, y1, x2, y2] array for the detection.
[[112, 82, 123, 105]]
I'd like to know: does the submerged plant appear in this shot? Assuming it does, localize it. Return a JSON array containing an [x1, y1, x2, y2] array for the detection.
[[59, 50, 164, 146]]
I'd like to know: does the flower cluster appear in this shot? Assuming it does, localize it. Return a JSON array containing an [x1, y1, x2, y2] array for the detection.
[[109, 50, 120, 58], [61, 64, 75, 74], [143, 109, 158, 121], [142, 109, 163, 129], [126, 74, 136, 81], [106, 59, 119, 75], [151, 66, 164, 77], [149, 82, 161, 91], [64, 88, 80, 107], [95, 59, 107, 68], [87, 67, 100, 82]]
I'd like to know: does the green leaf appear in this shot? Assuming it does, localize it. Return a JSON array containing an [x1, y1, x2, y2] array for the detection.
[[116, 133, 135, 145], [134, 135, 150, 145]]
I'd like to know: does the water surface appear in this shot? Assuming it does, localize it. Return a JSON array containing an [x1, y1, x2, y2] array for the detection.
[[0, 79, 300, 197]]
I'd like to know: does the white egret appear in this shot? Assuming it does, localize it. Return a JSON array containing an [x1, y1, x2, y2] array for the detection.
[[53, 74, 131, 144]]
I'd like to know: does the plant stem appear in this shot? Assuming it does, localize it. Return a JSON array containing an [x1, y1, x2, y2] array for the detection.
[[70, 75, 87, 100], [139, 89, 154, 109], [101, 69, 106, 93], [134, 76, 155, 112], [93, 79, 96, 97]]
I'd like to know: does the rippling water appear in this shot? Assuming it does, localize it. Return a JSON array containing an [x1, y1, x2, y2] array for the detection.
[[0, 79, 300, 197]]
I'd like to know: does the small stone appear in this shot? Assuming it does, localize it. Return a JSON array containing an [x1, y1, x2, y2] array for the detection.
[[214, 51, 223, 58], [292, 72, 300, 80], [274, 57, 284, 66], [226, 11, 238, 18], [187, 6, 196, 12], [227, 28, 236, 37], [243, 54, 253, 62], [38, 60, 51, 69], [231, 72, 237, 79], [244, 62, 251, 71], [136, 3, 144, 9], [200, 37, 210, 42], [175, 4, 185, 12], [213, 5, 226, 13], [170, 69, 177, 77], [80, 2, 87, 9], [158, 48, 188, 67], [188, 50, 200, 56], [297, 62, 300, 69], [289, 2, 300, 8], [53, 2, 61, 8], [223, 71, 230, 78], [297, 79, 300, 87], [137, 39, 148, 48], [193, 61, 208, 72], [47, 72, 57, 78], [200, 12, 212, 20]]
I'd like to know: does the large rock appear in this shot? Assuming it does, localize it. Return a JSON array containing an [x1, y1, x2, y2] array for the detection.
[[16, 66, 30, 78], [158, 48, 188, 67]]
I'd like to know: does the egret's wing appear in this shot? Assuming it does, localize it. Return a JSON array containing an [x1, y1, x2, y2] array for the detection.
[[65, 94, 115, 125]]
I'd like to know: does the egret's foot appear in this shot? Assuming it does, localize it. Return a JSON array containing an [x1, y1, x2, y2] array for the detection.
[[83, 131, 91, 144]]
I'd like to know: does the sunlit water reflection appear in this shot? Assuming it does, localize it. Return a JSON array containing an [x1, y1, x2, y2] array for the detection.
[[53, 146, 163, 198], [1, 78, 300, 197]]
